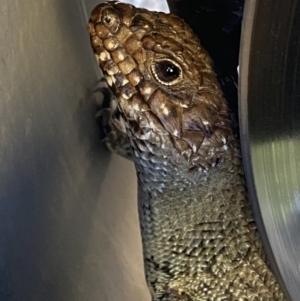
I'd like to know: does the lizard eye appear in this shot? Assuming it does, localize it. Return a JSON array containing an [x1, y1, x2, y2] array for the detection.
[[151, 60, 182, 85]]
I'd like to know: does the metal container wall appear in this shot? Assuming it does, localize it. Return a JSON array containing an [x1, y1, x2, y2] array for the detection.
[[0, 1, 150, 300], [239, 1, 300, 300]]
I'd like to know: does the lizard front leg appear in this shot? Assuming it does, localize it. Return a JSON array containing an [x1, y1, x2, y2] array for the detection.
[[94, 82, 133, 160]]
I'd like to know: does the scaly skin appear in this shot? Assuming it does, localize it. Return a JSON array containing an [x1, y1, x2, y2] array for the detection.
[[88, 2, 285, 300]]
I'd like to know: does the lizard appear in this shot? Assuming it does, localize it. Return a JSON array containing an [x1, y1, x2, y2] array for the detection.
[[88, 2, 286, 300]]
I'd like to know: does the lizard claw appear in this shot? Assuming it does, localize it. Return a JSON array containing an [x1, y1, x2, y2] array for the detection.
[[91, 79, 133, 160]]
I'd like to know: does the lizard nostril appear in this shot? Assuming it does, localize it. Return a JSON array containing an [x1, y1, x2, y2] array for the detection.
[[103, 16, 111, 24], [101, 8, 120, 33]]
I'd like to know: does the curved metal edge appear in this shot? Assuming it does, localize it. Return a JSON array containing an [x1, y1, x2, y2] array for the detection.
[[238, 1, 292, 300]]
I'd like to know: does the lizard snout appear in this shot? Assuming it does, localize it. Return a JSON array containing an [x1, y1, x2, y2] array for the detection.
[[89, 3, 121, 37]]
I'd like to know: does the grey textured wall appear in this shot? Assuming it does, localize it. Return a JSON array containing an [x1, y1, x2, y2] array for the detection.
[[0, 0, 152, 300]]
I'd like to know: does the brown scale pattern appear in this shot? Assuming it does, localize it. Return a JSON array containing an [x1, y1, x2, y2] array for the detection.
[[88, 2, 285, 300]]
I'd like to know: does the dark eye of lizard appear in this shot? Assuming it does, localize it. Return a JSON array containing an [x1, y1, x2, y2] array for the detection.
[[152, 60, 182, 85]]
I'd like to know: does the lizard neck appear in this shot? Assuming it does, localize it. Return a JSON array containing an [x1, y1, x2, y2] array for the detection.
[[130, 129, 243, 196], [135, 146, 258, 300], [131, 128, 283, 301], [136, 146, 250, 227]]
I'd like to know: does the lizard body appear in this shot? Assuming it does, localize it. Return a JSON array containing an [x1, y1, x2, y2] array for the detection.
[[88, 2, 285, 300]]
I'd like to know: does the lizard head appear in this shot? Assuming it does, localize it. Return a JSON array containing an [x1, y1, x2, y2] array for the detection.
[[88, 2, 235, 174]]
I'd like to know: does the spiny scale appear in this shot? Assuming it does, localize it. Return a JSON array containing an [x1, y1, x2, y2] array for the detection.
[[88, 2, 285, 300]]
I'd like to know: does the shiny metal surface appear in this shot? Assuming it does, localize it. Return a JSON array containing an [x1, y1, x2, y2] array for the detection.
[[0, 0, 151, 300], [239, 0, 300, 300]]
